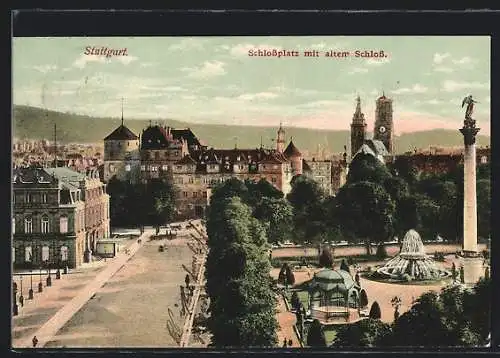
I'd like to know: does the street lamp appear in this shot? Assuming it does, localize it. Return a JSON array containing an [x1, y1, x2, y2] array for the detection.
[[45, 260, 52, 287], [38, 264, 43, 293], [12, 281, 18, 316], [28, 262, 34, 300], [19, 275, 24, 307]]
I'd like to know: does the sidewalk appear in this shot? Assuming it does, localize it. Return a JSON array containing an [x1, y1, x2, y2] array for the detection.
[[14, 229, 154, 349], [276, 294, 301, 348]]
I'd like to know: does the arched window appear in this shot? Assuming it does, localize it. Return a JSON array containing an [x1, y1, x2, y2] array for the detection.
[[41, 216, 50, 233], [25, 246, 32, 262], [42, 193, 47, 203], [481, 156, 488, 164], [12, 247, 15, 263], [60, 246, 69, 261], [60, 216, 68, 234], [24, 216, 32, 233], [12, 218, 15, 234], [42, 246, 50, 262], [125, 164, 131, 172]]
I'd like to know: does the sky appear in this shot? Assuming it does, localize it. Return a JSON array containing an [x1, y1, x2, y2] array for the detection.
[[12, 36, 491, 135]]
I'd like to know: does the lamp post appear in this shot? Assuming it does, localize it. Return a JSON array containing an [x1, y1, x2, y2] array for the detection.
[[38, 264, 43, 293], [45, 260, 52, 287], [28, 264, 34, 299], [13, 281, 18, 316], [19, 275, 24, 307]]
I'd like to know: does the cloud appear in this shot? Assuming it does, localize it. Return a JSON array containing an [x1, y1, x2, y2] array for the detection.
[[433, 53, 450, 64], [72, 53, 139, 68], [73, 54, 107, 68], [434, 66, 454, 73], [140, 62, 155, 68], [116, 56, 138, 65], [391, 84, 428, 94], [442, 80, 489, 92], [237, 92, 279, 101], [348, 67, 369, 75], [452, 56, 472, 65], [168, 38, 203, 51], [298, 100, 344, 109], [181, 61, 226, 79], [33, 64, 58, 73], [365, 57, 390, 66]]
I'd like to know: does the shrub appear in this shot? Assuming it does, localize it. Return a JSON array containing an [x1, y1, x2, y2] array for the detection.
[[319, 248, 334, 268], [359, 289, 368, 307], [433, 252, 445, 262], [306, 319, 327, 347], [402, 273, 412, 282], [375, 244, 388, 259], [291, 291, 300, 310], [285, 265, 296, 286], [340, 259, 350, 272], [369, 301, 382, 320]]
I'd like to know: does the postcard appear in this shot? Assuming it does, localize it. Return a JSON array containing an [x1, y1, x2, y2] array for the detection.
[[11, 36, 491, 349]]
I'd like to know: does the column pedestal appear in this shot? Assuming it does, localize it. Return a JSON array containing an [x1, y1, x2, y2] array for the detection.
[[460, 256, 484, 286]]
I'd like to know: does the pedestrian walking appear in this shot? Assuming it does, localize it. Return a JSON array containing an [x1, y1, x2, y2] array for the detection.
[[32, 336, 38, 348], [288, 339, 293, 347], [282, 338, 287, 347]]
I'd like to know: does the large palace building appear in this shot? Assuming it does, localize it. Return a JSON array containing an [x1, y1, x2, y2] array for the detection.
[[12, 167, 110, 269], [102, 116, 344, 219]]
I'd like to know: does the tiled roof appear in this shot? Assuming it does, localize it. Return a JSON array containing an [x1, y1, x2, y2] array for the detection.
[[176, 154, 197, 165], [284, 140, 302, 157], [104, 125, 139, 140]]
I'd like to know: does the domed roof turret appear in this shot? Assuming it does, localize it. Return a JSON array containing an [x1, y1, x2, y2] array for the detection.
[[284, 139, 302, 157], [308, 269, 358, 292]]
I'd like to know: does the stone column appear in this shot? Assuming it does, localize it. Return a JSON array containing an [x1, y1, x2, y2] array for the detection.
[[459, 119, 480, 255]]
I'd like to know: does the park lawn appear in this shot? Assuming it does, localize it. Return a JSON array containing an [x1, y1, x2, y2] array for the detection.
[[324, 329, 337, 345], [285, 290, 310, 310]]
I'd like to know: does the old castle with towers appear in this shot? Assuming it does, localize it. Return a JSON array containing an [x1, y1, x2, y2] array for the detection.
[[106, 92, 493, 221]]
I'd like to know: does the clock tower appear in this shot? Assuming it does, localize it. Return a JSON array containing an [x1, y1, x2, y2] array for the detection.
[[373, 93, 394, 154], [350, 95, 367, 158]]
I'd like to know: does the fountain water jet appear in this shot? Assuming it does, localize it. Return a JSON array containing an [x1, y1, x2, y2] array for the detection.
[[377, 229, 450, 281]]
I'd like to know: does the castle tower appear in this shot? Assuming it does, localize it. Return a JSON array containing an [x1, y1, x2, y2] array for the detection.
[[277, 122, 285, 153], [103, 99, 140, 183], [284, 138, 303, 176], [373, 93, 394, 154], [350, 95, 367, 158]]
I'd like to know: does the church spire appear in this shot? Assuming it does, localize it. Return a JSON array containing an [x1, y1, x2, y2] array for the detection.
[[121, 97, 124, 126], [355, 95, 361, 115]]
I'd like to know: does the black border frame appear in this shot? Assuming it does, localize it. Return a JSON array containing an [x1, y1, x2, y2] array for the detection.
[[7, 8, 499, 357]]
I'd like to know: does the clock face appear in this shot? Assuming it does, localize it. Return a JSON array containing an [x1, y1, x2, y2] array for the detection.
[[378, 126, 387, 134]]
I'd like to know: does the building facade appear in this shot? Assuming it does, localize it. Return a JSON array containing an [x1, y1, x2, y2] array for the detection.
[[13, 167, 87, 269], [303, 158, 333, 196]]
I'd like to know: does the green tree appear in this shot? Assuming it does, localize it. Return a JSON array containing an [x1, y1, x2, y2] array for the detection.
[[340, 259, 349, 273], [332, 318, 392, 347], [347, 153, 392, 185], [205, 197, 278, 347], [477, 179, 491, 239], [306, 319, 327, 347], [253, 197, 293, 244], [392, 291, 450, 346], [369, 301, 381, 320], [359, 289, 368, 308], [335, 181, 395, 255], [287, 175, 328, 245], [319, 247, 333, 268], [291, 292, 300, 310]]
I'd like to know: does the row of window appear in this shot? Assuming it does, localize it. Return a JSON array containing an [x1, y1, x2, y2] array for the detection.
[[14, 246, 69, 263], [14, 216, 69, 234], [15, 192, 50, 204], [182, 191, 208, 198]]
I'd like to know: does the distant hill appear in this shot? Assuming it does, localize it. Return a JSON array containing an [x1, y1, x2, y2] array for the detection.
[[13, 105, 490, 154]]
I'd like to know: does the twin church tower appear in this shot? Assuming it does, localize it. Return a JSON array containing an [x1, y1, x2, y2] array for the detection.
[[350, 94, 394, 158]]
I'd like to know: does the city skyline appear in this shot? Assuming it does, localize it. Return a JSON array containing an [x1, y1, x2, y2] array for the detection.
[[13, 36, 491, 135]]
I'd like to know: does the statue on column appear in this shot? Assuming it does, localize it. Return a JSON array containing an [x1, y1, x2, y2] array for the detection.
[[461, 95, 479, 126]]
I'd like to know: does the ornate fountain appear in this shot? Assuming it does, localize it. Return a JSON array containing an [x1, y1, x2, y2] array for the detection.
[[376, 229, 450, 281]]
